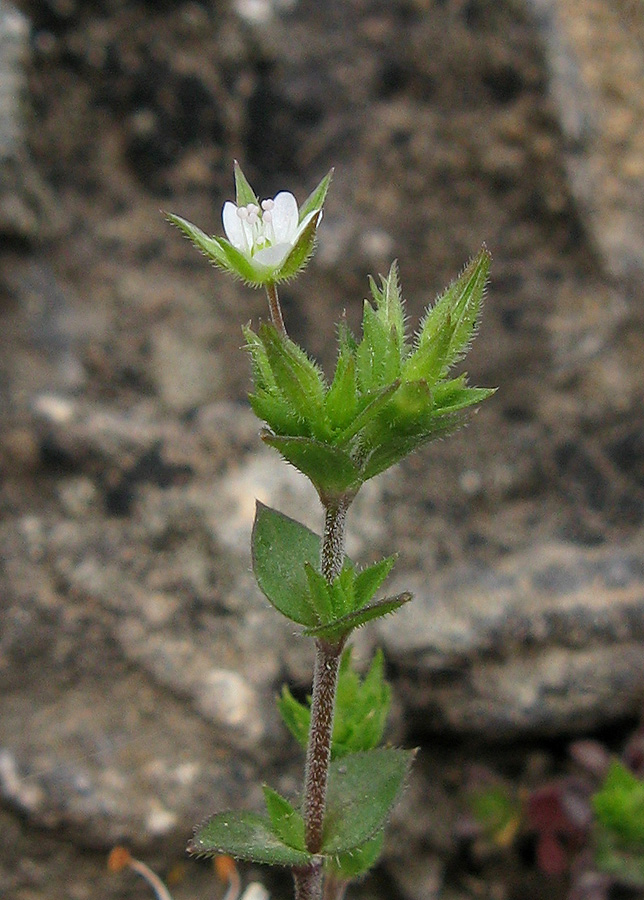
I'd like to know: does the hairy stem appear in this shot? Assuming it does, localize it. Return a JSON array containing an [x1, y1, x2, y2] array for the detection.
[[294, 499, 350, 900], [266, 281, 287, 336]]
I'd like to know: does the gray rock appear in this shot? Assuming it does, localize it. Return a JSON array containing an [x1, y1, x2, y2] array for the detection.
[[378, 538, 644, 736], [525, 0, 644, 280], [0, 1, 56, 240]]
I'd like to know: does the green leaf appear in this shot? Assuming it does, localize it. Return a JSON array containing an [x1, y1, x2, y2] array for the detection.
[[258, 324, 327, 424], [278, 649, 391, 758], [234, 160, 259, 208], [298, 169, 334, 223], [252, 502, 324, 626], [593, 761, 644, 845], [304, 562, 335, 623], [261, 433, 361, 497], [325, 349, 358, 431], [189, 810, 313, 866], [356, 300, 397, 391], [249, 390, 307, 437], [263, 786, 306, 851], [321, 748, 416, 853], [324, 830, 385, 880], [402, 315, 453, 384], [336, 381, 401, 446], [417, 247, 490, 371], [277, 685, 310, 750], [303, 592, 412, 642], [368, 262, 406, 360], [353, 556, 397, 609], [333, 648, 391, 755], [243, 324, 280, 395]]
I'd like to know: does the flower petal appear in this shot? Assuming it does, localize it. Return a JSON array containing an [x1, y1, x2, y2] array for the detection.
[[253, 242, 291, 268], [270, 192, 299, 243], [222, 201, 247, 251]]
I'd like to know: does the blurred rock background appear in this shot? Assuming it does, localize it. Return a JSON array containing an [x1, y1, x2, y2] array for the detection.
[[1, 1, 643, 898]]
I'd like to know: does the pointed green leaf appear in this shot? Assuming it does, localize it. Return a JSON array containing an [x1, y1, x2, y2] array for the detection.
[[321, 748, 416, 853], [261, 433, 361, 496], [249, 390, 307, 437], [243, 324, 279, 394], [252, 502, 323, 626], [402, 314, 454, 384], [258, 324, 327, 424], [325, 349, 358, 431], [333, 648, 391, 755], [324, 830, 385, 880], [263, 786, 306, 851], [369, 262, 406, 357], [359, 413, 469, 480], [418, 247, 490, 370], [303, 592, 412, 642], [277, 685, 310, 750], [353, 556, 397, 609], [234, 160, 259, 208], [189, 809, 313, 866], [433, 381, 496, 415], [298, 169, 333, 222], [304, 562, 334, 623], [336, 381, 400, 446], [356, 300, 396, 391]]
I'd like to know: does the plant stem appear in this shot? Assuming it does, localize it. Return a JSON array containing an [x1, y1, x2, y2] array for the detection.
[[266, 281, 287, 336], [294, 498, 350, 900]]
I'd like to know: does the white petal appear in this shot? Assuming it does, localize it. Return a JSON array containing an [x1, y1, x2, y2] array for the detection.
[[222, 201, 246, 250], [270, 192, 299, 243], [252, 242, 291, 268]]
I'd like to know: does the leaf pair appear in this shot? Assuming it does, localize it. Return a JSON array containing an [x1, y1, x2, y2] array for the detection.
[[278, 648, 391, 758], [252, 503, 411, 640], [189, 747, 416, 876]]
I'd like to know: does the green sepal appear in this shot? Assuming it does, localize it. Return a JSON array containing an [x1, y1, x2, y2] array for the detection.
[[277, 211, 322, 282], [298, 169, 333, 223], [324, 830, 385, 880], [188, 810, 314, 866], [234, 160, 259, 208], [263, 786, 306, 851], [252, 502, 330, 626], [303, 592, 412, 642], [261, 433, 361, 497], [321, 748, 416, 853], [167, 214, 258, 284], [433, 379, 497, 414]]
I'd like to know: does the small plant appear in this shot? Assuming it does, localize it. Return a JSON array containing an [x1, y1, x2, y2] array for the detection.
[[164, 163, 494, 900], [463, 727, 644, 900]]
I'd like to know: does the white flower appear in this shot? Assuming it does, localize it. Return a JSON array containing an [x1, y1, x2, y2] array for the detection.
[[168, 164, 331, 287], [222, 192, 318, 273]]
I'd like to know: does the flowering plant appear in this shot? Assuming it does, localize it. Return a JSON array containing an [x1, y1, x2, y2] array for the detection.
[[167, 164, 494, 900]]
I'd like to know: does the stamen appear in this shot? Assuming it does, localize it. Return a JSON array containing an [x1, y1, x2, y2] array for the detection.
[[237, 206, 249, 220], [262, 210, 273, 223], [261, 198, 274, 211]]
